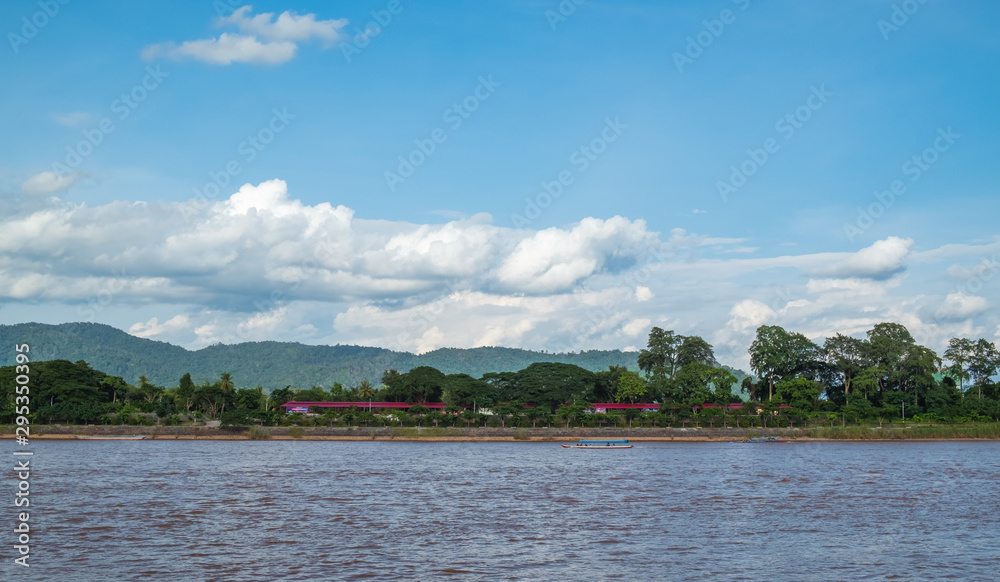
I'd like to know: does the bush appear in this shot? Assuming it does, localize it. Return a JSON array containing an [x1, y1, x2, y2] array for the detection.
[[248, 426, 271, 440]]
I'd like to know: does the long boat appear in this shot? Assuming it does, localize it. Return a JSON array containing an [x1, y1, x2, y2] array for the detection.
[[73, 435, 147, 440], [562, 439, 632, 449]]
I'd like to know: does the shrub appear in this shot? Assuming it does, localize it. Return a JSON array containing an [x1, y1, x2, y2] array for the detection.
[[248, 426, 272, 440]]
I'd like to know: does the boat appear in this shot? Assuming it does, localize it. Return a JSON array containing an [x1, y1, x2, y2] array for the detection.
[[730, 436, 787, 443], [73, 435, 147, 440], [561, 439, 632, 449]]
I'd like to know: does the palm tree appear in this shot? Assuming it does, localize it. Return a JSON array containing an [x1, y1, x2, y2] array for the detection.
[[357, 380, 375, 401], [219, 372, 234, 393]]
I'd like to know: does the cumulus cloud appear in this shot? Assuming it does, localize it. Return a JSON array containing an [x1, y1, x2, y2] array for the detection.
[[726, 299, 776, 333], [130, 315, 191, 338], [3, 181, 994, 363], [930, 292, 990, 321], [142, 34, 297, 66], [143, 6, 346, 65], [219, 5, 346, 45], [0, 179, 658, 310], [813, 236, 913, 280], [21, 170, 85, 195], [495, 217, 658, 294]]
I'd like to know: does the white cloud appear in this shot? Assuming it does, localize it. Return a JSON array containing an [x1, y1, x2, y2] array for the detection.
[[495, 217, 657, 294], [142, 6, 345, 65], [219, 5, 347, 45], [726, 299, 775, 333], [129, 315, 191, 338], [931, 292, 989, 321], [142, 34, 297, 65], [21, 170, 85, 195], [814, 236, 913, 279], [0, 179, 657, 311], [621, 318, 651, 337], [2, 181, 995, 366]]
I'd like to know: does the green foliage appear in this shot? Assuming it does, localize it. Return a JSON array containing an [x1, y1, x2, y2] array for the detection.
[[248, 426, 271, 440], [0, 322, 643, 391], [513, 362, 596, 411], [614, 371, 647, 403], [3, 322, 998, 430], [774, 378, 821, 410]]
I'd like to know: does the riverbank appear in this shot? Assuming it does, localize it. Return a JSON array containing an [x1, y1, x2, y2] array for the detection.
[[6, 423, 1000, 441]]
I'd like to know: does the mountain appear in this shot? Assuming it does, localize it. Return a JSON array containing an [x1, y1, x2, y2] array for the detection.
[[0, 322, 644, 390]]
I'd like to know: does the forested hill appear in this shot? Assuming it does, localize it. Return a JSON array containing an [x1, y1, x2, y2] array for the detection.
[[0, 322, 649, 390]]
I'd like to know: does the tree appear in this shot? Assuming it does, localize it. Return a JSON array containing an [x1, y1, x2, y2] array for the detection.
[[637, 328, 717, 382], [381, 367, 447, 403], [138, 375, 164, 404], [677, 336, 718, 369], [513, 363, 596, 412], [270, 385, 293, 408], [443, 374, 491, 408], [968, 339, 1000, 400], [637, 327, 684, 382], [672, 362, 714, 404], [706, 367, 737, 404], [740, 376, 761, 402], [775, 378, 821, 410], [555, 402, 589, 428], [614, 371, 647, 403], [594, 366, 629, 403], [749, 325, 791, 400], [356, 380, 375, 401], [524, 406, 547, 428], [219, 372, 235, 393], [234, 387, 266, 411], [176, 372, 197, 411], [623, 407, 641, 428], [749, 325, 820, 399], [943, 338, 974, 393], [824, 334, 866, 402]]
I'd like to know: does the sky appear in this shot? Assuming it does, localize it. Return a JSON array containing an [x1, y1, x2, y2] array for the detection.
[[1, 0, 998, 370]]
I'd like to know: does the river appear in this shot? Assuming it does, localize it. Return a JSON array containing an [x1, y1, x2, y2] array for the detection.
[[6, 440, 999, 581]]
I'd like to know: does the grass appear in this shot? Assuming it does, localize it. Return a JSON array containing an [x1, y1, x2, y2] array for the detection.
[[287, 427, 304, 439], [800, 423, 1000, 440], [388, 426, 453, 438], [248, 426, 271, 440]]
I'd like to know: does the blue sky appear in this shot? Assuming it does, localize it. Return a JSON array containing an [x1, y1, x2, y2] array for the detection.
[[1, 0, 998, 369]]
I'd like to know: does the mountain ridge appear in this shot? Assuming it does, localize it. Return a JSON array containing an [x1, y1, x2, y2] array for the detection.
[[0, 322, 651, 390]]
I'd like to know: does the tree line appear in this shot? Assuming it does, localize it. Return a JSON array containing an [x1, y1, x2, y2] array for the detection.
[[2, 321, 997, 427]]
